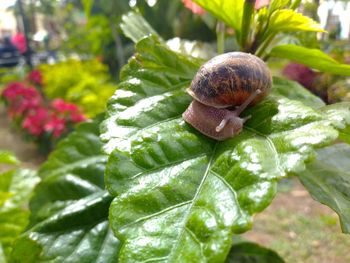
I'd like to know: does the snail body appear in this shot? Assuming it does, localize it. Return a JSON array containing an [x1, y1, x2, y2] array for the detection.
[[183, 52, 272, 141]]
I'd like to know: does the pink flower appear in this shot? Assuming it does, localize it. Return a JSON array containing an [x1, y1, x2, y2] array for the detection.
[[70, 113, 86, 123], [2, 83, 43, 117], [22, 107, 49, 136], [50, 98, 86, 124], [2, 82, 27, 102], [44, 115, 67, 138], [27, 70, 43, 86], [51, 99, 78, 113], [11, 33, 27, 54], [255, 0, 270, 10], [182, 0, 206, 15]]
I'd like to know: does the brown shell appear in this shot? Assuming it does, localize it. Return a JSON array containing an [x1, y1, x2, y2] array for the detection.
[[188, 52, 272, 108]]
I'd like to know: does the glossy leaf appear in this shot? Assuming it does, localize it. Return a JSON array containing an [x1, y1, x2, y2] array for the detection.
[[299, 143, 350, 233], [270, 45, 350, 76], [0, 151, 19, 165], [271, 77, 325, 109], [11, 119, 120, 263], [120, 11, 160, 43], [0, 169, 39, 260], [103, 35, 340, 262], [225, 242, 284, 263], [100, 35, 202, 154], [166, 38, 216, 60], [269, 0, 291, 13], [321, 102, 350, 132], [193, 0, 244, 38], [268, 10, 324, 33], [120, 11, 214, 60]]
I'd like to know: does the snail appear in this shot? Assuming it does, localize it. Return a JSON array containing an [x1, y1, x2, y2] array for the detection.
[[183, 52, 272, 141]]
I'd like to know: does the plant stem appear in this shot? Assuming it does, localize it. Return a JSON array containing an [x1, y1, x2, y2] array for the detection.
[[255, 32, 276, 58], [290, 0, 302, 10], [110, 21, 125, 78], [216, 21, 225, 54], [240, 0, 256, 50]]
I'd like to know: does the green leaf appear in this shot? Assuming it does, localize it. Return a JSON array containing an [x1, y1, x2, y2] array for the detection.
[[269, 0, 291, 13], [11, 119, 120, 263], [166, 38, 216, 60], [321, 102, 350, 131], [100, 35, 202, 154], [120, 11, 160, 43], [270, 45, 350, 76], [271, 77, 325, 109], [0, 169, 39, 260], [298, 143, 350, 233], [193, 0, 244, 38], [225, 242, 285, 263], [103, 35, 340, 262], [268, 10, 324, 33], [82, 0, 94, 17], [120, 11, 214, 60], [0, 244, 5, 263], [0, 151, 19, 165]]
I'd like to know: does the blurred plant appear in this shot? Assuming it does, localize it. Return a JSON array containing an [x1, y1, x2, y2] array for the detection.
[[39, 59, 116, 117], [0, 151, 39, 261], [1, 74, 86, 154], [182, 0, 206, 15], [26, 69, 43, 87]]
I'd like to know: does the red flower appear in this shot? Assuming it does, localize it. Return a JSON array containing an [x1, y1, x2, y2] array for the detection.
[[44, 114, 67, 138], [2, 82, 42, 117], [51, 98, 86, 123], [22, 107, 49, 136], [27, 70, 43, 86], [51, 99, 78, 113], [70, 113, 86, 123], [182, 0, 206, 15]]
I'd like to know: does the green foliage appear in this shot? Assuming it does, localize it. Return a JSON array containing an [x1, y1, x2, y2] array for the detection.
[[101, 35, 348, 262], [225, 242, 284, 263], [121, 11, 215, 60], [0, 152, 39, 261], [271, 77, 325, 109], [0, 151, 19, 165], [299, 143, 350, 233], [121, 11, 160, 43], [40, 59, 117, 117], [193, 0, 244, 39], [11, 118, 120, 262], [270, 45, 350, 76], [268, 9, 324, 33]]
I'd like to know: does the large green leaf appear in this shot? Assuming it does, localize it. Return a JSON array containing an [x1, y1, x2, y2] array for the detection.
[[270, 45, 350, 76], [0, 151, 19, 165], [120, 11, 160, 43], [268, 10, 324, 33], [11, 119, 120, 263], [120, 11, 215, 60], [103, 35, 341, 262], [298, 143, 350, 233], [193, 0, 244, 38], [0, 168, 39, 261], [225, 242, 284, 263], [321, 102, 350, 132], [271, 77, 325, 109]]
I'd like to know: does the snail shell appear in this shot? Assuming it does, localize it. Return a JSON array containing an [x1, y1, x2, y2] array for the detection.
[[188, 52, 272, 108], [183, 52, 272, 141]]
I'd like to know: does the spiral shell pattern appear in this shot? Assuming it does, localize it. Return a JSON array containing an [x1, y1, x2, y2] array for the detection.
[[188, 52, 272, 108]]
